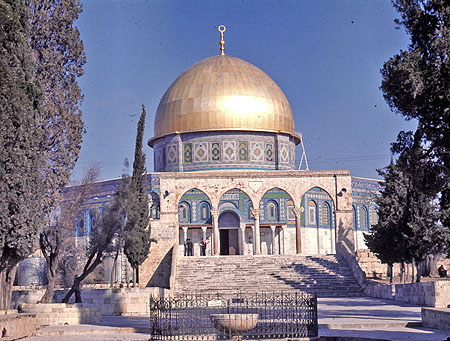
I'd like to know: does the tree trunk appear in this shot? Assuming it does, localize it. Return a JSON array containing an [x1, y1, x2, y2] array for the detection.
[[110, 249, 119, 288], [132, 267, 136, 287], [406, 262, 409, 283], [40, 272, 55, 303], [411, 260, 415, 283], [40, 253, 57, 303], [415, 259, 422, 283], [0, 266, 17, 310], [389, 264, 393, 284], [62, 254, 102, 303], [429, 254, 440, 277], [400, 262, 405, 283]]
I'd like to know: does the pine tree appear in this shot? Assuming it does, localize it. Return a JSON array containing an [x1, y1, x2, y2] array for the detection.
[[123, 105, 153, 286], [0, 0, 44, 309], [380, 0, 450, 255], [27, 0, 86, 302], [393, 131, 449, 281], [381, 0, 450, 166], [364, 160, 409, 282]]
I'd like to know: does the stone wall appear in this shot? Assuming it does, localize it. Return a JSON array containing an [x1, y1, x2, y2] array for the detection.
[[395, 281, 450, 307], [422, 307, 450, 331], [364, 283, 395, 300], [139, 220, 176, 287], [19, 303, 100, 325], [0, 311, 40, 341], [12, 287, 169, 316], [337, 241, 450, 307]]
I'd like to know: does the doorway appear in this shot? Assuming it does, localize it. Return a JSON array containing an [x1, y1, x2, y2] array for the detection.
[[218, 211, 240, 255]]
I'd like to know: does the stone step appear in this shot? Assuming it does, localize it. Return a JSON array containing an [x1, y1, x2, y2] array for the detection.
[[174, 254, 364, 298]]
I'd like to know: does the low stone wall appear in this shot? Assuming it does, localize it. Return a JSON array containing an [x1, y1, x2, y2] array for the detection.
[[0, 311, 40, 341], [19, 303, 100, 325], [395, 281, 450, 308], [337, 242, 450, 307], [422, 307, 450, 331], [364, 283, 395, 300], [12, 287, 169, 316]]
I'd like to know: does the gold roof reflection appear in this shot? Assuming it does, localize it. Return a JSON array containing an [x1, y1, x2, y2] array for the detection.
[[150, 55, 298, 146]]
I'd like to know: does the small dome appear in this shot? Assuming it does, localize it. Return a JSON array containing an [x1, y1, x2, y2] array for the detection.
[[149, 55, 298, 146]]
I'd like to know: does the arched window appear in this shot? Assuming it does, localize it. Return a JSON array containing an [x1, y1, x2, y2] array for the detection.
[[200, 202, 210, 222], [86, 210, 92, 236], [359, 206, 368, 229], [178, 203, 190, 223], [353, 206, 358, 230], [308, 200, 317, 226], [371, 207, 378, 226], [321, 203, 330, 226], [267, 201, 277, 221]]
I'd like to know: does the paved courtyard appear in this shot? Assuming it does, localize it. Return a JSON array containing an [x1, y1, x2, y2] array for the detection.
[[24, 297, 450, 340]]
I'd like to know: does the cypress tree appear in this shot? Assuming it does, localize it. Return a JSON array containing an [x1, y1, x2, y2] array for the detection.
[[123, 105, 153, 285], [27, 0, 86, 302], [0, 0, 44, 309]]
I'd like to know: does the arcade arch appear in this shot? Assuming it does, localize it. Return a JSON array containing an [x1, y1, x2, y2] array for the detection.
[[301, 187, 335, 254], [178, 188, 213, 256]]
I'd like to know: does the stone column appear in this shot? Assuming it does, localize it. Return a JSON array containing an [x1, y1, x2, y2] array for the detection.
[[250, 208, 261, 255], [270, 226, 277, 255], [211, 209, 219, 256], [239, 223, 246, 255], [293, 208, 302, 254], [182, 227, 188, 256], [280, 225, 286, 255], [201, 226, 208, 256]]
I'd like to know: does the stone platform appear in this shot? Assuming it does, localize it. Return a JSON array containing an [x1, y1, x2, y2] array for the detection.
[[23, 297, 450, 340]]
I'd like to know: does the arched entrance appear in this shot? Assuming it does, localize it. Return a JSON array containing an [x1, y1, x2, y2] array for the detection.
[[218, 211, 240, 255]]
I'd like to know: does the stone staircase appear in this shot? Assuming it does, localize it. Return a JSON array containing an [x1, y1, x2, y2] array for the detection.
[[175, 254, 364, 297]]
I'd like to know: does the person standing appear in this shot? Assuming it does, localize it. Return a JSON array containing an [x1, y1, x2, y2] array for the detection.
[[200, 239, 207, 256], [184, 239, 188, 256], [187, 238, 194, 256]]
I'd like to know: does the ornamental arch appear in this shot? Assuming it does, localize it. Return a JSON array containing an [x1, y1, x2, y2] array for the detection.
[[177, 188, 214, 257], [301, 187, 336, 254], [258, 187, 295, 255]]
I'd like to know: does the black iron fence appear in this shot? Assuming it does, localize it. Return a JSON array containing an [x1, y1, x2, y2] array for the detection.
[[150, 292, 318, 340]]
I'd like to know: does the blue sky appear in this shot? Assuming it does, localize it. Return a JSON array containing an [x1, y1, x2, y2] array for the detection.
[[71, 0, 416, 182]]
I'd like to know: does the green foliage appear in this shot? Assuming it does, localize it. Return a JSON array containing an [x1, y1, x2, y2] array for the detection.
[[381, 0, 450, 158], [364, 160, 408, 265], [123, 105, 152, 269], [375, 0, 450, 271], [28, 0, 86, 225], [0, 0, 44, 272]]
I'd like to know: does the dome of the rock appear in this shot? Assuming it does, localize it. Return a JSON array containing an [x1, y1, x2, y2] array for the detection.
[[149, 55, 298, 146]]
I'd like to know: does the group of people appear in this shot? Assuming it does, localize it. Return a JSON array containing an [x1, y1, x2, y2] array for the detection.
[[184, 238, 208, 256]]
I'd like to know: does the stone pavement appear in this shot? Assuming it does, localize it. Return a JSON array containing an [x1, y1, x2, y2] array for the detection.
[[24, 297, 450, 340]]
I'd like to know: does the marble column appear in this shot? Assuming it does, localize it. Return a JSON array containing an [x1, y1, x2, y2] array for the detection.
[[293, 208, 302, 254], [182, 227, 188, 256], [270, 226, 277, 255], [250, 208, 261, 255], [239, 223, 246, 255], [211, 209, 219, 256], [280, 225, 286, 255], [201, 226, 208, 256]]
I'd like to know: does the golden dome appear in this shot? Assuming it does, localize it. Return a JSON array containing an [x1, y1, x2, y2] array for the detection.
[[150, 55, 299, 146]]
